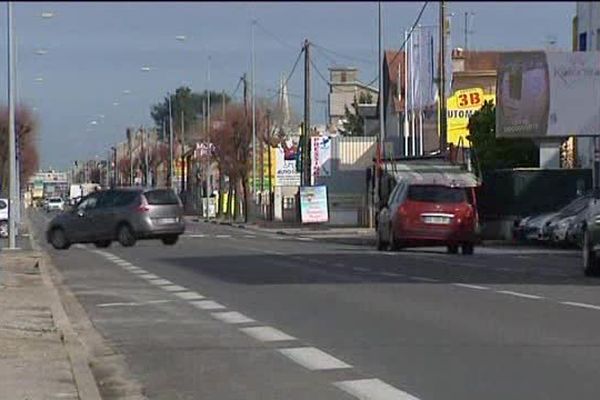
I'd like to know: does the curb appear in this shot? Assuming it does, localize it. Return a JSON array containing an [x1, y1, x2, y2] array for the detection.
[[25, 213, 103, 400]]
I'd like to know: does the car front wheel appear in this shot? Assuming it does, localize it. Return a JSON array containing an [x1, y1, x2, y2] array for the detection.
[[161, 235, 179, 246], [583, 230, 599, 276], [117, 224, 136, 247], [50, 228, 70, 250]]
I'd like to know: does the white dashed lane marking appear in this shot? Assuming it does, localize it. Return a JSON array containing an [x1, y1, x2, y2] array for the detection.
[[561, 301, 600, 311], [297, 237, 314, 241], [191, 300, 226, 310], [174, 291, 205, 300], [240, 326, 296, 342], [97, 300, 172, 308], [215, 234, 232, 238], [210, 311, 255, 324], [334, 378, 420, 400], [496, 290, 543, 300], [148, 279, 172, 285], [278, 347, 352, 371], [453, 283, 490, 291], [161, 285, 187, 292], [139, 273, 160, 280]]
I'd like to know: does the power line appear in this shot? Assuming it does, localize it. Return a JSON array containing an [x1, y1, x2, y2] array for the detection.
[[255, 20, 298, 50], [311, 42, 375, 65], [268, 46, 305, 100], [366, 1, 430, 88], [309, 57, 330, 88]]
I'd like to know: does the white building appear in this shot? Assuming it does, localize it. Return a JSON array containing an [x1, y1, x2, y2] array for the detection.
[[574, 2, 600, 168]]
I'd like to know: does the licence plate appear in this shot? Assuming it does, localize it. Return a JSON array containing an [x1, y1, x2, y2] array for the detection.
[[156, 217, 177, 224], [423, 216, 451, 224]]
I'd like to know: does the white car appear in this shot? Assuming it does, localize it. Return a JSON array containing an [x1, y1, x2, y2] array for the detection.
[[46, 197, 65, 212], [0, 198, 7, 238]]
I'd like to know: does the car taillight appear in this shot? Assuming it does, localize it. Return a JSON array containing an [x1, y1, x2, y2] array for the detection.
[[135, 196, 150, 213]]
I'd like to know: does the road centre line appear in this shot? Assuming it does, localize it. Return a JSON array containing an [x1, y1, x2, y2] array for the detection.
[[240, 326, 296, 342], [278, 347, 352, 371], [560, 301, 600, 311], [496, 290, 543, 300], [210, 311, 255, 324], [334, 378, 420, 400]]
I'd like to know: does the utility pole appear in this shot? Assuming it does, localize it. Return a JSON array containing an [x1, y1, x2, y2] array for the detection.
[[243, 73, 248, 115], [439, 0, 448, 153], [7, 1, 17, 248], [464, 12, 474, 50], [302, 39, 311, 187], [207, 56, 211, 197], [181, 110, 185, 192], [126, 128, 133, 186], [251, 19, 257, 200], [145, 129, 150, 186], [111, 146, 117, 187], [168, 93, 174, 188], [222, 89, 226, 120], [266, 109, 273, 221], [141, 126, 145, 186]]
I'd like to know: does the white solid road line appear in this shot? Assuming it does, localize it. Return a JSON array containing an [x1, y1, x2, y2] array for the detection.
[[215, 234, 232, 238], [191, 300, 226, 310], [210, 311, 255, 324], [240, 326, 296, 342], [161, 285, 187, 292], [334, 378, 420, 400], [561, 301, 600, 311], [410, 276, 439, 283], [174, 291, 205, 300], [453, 283, 490, 291], [497, 290, 543, 300], [187, 234, 206, 238], [278, 347, 352, 371], [297, 237, 314, 241]]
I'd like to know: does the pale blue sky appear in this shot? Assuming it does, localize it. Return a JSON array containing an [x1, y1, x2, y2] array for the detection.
[[0, 1, 575, 169]]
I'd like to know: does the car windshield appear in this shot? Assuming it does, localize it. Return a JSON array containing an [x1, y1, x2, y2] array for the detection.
[[49, 198, 62, 203], [407, 185, 467, 203]]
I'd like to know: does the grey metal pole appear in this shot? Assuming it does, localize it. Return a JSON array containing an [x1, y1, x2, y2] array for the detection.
[[378, 1, 385, 151], [207, 56, 211, 196], [145, 129, 150, 186], [251, 19, 257, 198], [181, 110, 185, 191], [7, 1, 17, 249], [168, 94, 174, 188]]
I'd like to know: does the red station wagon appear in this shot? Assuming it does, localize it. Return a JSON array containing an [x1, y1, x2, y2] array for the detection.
[[376, 178, 480, 255]]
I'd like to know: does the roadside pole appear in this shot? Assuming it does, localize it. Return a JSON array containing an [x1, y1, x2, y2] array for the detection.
[[7, 1, 18, 249]]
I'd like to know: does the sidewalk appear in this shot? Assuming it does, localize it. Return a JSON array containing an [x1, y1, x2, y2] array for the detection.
[[0, 249, 102, 399]]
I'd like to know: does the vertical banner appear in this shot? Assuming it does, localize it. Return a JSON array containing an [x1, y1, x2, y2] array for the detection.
[[310, 136, 332, 184]]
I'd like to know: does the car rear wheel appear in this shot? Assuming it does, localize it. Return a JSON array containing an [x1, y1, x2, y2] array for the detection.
[[447, 245, 459, 254], [0, 220, 8, 238], [161, 235, 179, 246], [117, 224, 136, 247], [583, 230, 599, 276], [388, 228, 403, 251], [376, 226, 387, 251], [461, 243, 475, 255], [94, 240, 111, 248], [50, 228, 70, 250]]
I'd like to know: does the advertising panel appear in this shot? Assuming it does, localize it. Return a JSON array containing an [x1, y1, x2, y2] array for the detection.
[[497, 51, 600, 138], [300, 185, 329, 224], [447, 88, 495, 147], [275, 143, 301, 187]]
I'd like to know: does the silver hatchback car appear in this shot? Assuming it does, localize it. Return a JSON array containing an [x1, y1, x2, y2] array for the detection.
[[46, 187, 185, 249]]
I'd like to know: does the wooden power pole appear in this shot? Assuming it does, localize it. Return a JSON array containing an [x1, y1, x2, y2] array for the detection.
[[303, 39, 311, 187]]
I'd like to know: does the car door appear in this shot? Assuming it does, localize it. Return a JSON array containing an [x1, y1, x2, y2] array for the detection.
[[379, 184, 401, 242], [70, 192, 100, 242], [93, 190, 120, 239]]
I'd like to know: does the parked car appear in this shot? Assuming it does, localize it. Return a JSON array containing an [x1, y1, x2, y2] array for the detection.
[[46, 187, 185, 250], [45, 197, 65, 212], [543, 194, 592, 245], [513, 212, 558, 242], [582, 196, 600, 275], [0, 198, 8, 238], [376, 181, 479, 255]]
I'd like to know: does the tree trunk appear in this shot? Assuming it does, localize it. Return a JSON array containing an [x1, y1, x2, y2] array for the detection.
[[241, 176, 249, 224]]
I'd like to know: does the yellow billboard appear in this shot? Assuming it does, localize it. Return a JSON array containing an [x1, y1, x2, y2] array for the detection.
[[447, 88, 495, 147]]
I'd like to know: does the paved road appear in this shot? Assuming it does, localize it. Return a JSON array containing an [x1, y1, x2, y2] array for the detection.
[[30, 210, 600, 400]]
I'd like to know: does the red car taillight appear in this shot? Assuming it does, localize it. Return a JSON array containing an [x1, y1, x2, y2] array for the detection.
[[135, 196, 150, 213]]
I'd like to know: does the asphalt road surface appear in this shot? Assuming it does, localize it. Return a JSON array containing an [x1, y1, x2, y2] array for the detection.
[[30, 210, 600, 400]]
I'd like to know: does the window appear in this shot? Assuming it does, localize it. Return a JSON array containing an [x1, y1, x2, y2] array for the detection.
[[144, 189, 179, 205], [341, 71, 347, 83], [77, 194, 98, 211], [579, 32, 587, 51], [407, 185, 467, 203], [112, 191, 140, 207], [0, 200, 7, 210]]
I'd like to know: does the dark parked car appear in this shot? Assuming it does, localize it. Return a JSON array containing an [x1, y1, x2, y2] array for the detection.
[[543, 194, 592, 245], [46, 187, 185, 250]]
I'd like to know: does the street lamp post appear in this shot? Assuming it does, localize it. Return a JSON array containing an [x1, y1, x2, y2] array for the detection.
[[7, 2, 18, 249], [168, 94, 174, 188]]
